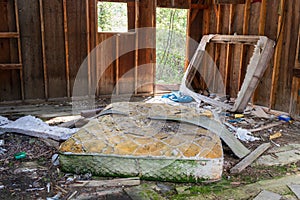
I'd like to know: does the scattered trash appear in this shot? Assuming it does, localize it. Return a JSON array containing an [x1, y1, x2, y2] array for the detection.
[[51, 154, 59, 166], [224, 122, 260, 142], [162, 91, 193, 103], [26, 187, 44, 192], [47, 192, 62, 200], [278, 114, 291, 122], [234, 114, 244, 118], [0, 185, 4, 189], [269, 132, 282, 140], [228, 118, 244, 123], [0, 147, 7, 155], [236, 128, 260, 142], [47, 182, 51, 193], [14, 152, 26, 160], [0, 140, 4, 146]]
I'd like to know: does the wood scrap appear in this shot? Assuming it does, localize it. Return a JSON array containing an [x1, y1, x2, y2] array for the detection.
[[69, 177, 140, 188], [230, 143, 271, 174], [248, 122, 284, 132]]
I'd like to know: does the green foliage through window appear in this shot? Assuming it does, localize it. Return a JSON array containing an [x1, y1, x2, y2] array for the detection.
[[156, 8, 187, 84], [97, 2, 128, 32]]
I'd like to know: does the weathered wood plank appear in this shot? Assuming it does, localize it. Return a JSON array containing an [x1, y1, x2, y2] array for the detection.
[[69, 177, 140, 187], [18, 0, 44, 100], [67, 0, 88, 97], [230, 143, 271, 174], [137, 0, 155, 94]]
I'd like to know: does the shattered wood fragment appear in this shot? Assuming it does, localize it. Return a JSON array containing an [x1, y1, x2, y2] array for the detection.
[[253, 190, 281, 200], [149, 115, 250, 158], [80, 107, 105, 118], [69, 177, 140, 188], [230, 143, 271, 174]]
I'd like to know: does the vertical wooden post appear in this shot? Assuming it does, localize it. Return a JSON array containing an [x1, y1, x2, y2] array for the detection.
[[14, 0, 24, 101], [258, 0, 267, 35], [253, 0, 267, 102], [86, 0, 91, 96], [270, 0, 285, 108], [134, 0, 139, 95], [63, 0, 70, 99], [39, 0, 48, 100], [184, 0, 192, 71], [238, 0, 251, 89], [225, 4, 234, 95], [115, 34, 120, 95]]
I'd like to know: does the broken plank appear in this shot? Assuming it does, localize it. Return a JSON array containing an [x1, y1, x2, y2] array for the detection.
[[251, 106, 270, 118], [70, 177, 140, 187], [248, 122, 284, 132], [287, 184, 300, 199], [149, 115, 250, 159], [230, 143, 271, 174], [253, 190, 281, 200]]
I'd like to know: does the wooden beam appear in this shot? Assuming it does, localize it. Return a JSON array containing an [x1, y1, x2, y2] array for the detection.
[[134, 0, 139, 95], [0, 32, 19, 38], [14, 0, 24, 101], [63, 0, 71, 99], [238, 0, 251, 89], [215, 0, 246, 4], [86, 0, 91, 96], [225, 5, 235, 94], [258, 0, 267, 35], [39, 0, 48, 100], [210, 35, 260, 44], [116, 35, 120, 95], [270, 0, 285, 108], [230, 143, 271, 174]]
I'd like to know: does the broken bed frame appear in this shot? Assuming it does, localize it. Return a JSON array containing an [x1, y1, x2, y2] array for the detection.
[[180, 34, 275, 112]]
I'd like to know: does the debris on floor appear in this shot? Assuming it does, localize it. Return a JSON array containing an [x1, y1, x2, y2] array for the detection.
[[0, 115, 78, 141]]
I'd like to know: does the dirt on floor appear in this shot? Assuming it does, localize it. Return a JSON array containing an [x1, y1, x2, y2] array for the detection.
[[0, 101, 300, 200]]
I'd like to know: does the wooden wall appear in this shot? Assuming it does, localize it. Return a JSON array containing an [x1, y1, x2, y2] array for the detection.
[[0, 0, 299, 116]]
